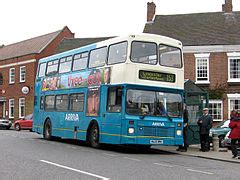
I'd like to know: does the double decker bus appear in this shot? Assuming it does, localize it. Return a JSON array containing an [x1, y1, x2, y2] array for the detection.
[[33, 34, 184, 148]]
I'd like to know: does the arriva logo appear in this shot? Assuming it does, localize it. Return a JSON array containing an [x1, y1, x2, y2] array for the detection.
[[152, 122, 165, 126]]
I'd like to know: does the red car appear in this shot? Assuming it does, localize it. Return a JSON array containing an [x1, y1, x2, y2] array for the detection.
[[14, 114, 33, 131]]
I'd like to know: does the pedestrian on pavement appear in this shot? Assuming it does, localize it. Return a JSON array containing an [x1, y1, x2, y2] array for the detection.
[[197, 108, 213, 152], [177, 104, 188, 152], [228, 110, 240, 159]]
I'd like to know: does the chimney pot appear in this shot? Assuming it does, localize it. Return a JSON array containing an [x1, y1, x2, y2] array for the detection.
[[222, 0, 233, 13], [147, 2, 156, 22]]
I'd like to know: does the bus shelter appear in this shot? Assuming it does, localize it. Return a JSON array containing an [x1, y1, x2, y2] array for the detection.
[[184, 80, 208, 145]]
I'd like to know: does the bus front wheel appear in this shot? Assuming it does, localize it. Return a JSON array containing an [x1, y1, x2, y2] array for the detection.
[[89, 123, 100, 148], [43, 120, 52, 140]]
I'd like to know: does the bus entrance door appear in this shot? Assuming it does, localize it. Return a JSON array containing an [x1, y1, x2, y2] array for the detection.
[[101, 86, 123, 144]]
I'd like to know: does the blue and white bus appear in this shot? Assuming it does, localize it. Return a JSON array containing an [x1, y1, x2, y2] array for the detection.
[[33, 34, 184, 148]]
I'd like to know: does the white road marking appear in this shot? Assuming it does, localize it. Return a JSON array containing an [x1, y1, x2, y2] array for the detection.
[[103, 153, 118, 157], [154, 163, 174, 168], [186, 168, 214, 175], [40, 160, 109, 180], [123, 157, 141, 162]]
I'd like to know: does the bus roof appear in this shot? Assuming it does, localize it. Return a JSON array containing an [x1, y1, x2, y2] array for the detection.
[[39, 33, 182, 64]]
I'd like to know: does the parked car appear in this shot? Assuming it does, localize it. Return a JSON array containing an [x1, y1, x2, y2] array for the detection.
[[14, 114, 33, 131], [0, 119, 12, 130], [221, 131, 231, 149], [209, 120, 230, 147]]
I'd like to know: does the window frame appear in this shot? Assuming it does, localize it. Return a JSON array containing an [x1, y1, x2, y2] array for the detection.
[[88, 46, 107, 68], [107, 41, 128, 65], [46, 59, 59, 76], [72, 51, 89, 71], [44, 95, 55, 111], [0, 73, 3, 85], [107, 86, 123, 113], [69, 93, 85, 112], [227, 52, 240, 83], [38, 63, 47, 78], [159, 44, 183, 68], [59, 56, 73, 74], [130, 41, 158, 65], [9, 99, 14, 119], [208, 100, 223, 122], [20, 66, 26, 83], [9, 68, 15, 84], [19, 98, 25, 118], [227, 93, 240, 118], [55, 94, 69, 111], [195, 53, 210, 84]]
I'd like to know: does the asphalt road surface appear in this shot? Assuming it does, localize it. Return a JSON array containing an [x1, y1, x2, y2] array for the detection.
[[0, 129, 239, 180]]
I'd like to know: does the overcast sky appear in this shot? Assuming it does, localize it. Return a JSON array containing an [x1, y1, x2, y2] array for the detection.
[[1, 0, 240, 45]]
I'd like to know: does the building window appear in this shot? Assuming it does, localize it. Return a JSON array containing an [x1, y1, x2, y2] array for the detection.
[[195, 53, 210, 84], [0, 73, 3, 85], [20, 66, 26, 83], [9, 99, 14, 118], [9, 68, 15, 84], [19, 98, 25, 118], [227, 94, 240, 118], [228, 52, 240, 82], [208, 100, 223, 121]]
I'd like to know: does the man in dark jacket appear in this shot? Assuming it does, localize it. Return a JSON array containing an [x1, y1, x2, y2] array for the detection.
[[197, 108, 213, 152]]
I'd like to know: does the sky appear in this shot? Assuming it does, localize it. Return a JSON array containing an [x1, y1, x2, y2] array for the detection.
[[1, 0, 240, 45]]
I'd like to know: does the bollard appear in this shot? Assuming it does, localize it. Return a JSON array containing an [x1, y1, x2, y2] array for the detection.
[[212, 133, 219, 151]]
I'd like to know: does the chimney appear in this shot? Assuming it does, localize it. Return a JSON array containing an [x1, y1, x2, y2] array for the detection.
[[222, 0, 233, 13], [147, 1, 156, 22]]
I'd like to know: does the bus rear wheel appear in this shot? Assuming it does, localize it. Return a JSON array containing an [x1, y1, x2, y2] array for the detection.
[[43, 120, 52, 140], [89, 124, 100, 148]]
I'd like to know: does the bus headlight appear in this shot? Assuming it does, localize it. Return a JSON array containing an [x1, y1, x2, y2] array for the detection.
[[176, 130, 182, 136], [128, 128, 135, 134]]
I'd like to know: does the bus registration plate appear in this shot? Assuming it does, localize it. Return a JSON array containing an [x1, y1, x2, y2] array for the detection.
[[150, 140, 163, 144]]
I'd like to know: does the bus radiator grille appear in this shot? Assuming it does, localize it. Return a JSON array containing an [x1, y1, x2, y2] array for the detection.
[[139, 126, 175, 137]]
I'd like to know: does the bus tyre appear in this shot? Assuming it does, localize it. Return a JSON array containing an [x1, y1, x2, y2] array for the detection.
[[89, 124, 100, 148], [43, 120, 52, 140]]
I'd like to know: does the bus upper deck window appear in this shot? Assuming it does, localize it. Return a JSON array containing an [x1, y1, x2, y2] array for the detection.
[[108, 41, 127, 65], [38, 63, 47, 77], [131, 41, 157, 65], [46, 59, 59, 75], [159, 45, 182, 68], [73, 52, 88, 71], [89, 47, 107, 68], [59, 56, 72, 73]]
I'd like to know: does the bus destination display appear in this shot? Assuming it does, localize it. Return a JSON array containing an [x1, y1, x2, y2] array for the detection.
[[139, 70, 175, 83]]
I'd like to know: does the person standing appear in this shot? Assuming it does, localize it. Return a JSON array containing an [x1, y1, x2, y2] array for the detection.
[[228, 110, 240, 158], [177, 104, 189, 152], [197, 108, 213, 152]]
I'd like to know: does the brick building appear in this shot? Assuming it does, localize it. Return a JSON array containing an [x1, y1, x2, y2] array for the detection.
[[144, 0, 240, 122], [0, 26, 74, 121]]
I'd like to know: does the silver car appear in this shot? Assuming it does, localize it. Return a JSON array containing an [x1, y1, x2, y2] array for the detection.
[[0, 119, 12, 130]]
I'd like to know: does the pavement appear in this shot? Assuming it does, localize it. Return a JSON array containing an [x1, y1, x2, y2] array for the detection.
[[153, 144, 240, 164]]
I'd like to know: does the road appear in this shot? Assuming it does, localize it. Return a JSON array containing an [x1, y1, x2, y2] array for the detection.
[[0, 129, 239, 180]]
